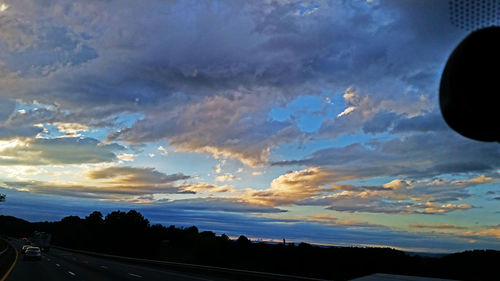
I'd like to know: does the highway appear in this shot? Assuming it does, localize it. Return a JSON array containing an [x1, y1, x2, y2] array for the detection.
[[6, 239, 326, 281], [6, 239, 238, 281]]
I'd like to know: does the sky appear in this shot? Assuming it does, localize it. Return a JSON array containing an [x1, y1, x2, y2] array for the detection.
[[0, 0, 499, 253]]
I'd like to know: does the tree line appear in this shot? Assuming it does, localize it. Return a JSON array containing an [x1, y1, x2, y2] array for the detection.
[[0, 210, 499, 280]]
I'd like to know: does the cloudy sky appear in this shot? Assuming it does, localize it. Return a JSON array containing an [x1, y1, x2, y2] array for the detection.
[[0, 0, 499, 252]]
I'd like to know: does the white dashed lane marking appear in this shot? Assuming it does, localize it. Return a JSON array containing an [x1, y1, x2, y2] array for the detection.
[[56, 263, 60, 267], [68, 271, 76, 276], [100, 265, 108, 269], [128, 273, 142, 278]]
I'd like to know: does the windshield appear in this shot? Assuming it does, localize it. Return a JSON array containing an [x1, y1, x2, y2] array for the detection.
[[0, 0, 498, 256]]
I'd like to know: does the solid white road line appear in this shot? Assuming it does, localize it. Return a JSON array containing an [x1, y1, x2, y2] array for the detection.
[[68, 271, 76, 276], [128, 273, 142, 278]]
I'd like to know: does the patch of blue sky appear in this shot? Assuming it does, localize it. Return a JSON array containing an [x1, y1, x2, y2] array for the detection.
[[297, 114, 323, 133], [268, 107, 290, 122], [297, 3, 320, 16], [459, 183, 500, 216], [85, 127, 110, 141], [268, 95, 325, 133], [113, 112, 144, 128], [437, 173, 486, 181], [15, 102, 54, 112], [360, 212, 466, 232], [442, 205, 499, 229], [336, 176, 396, 186], [133, 142, 218, 180], [38, 124, 68, 138], [233, 166, 296, 190], [268, 91, 359, 134]]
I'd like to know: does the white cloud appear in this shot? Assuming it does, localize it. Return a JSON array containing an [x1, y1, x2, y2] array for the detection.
[[52, 122, 89, 136], [215, 160, 226, 174], [157, 145, 168, 156], [242, 167, 334, 206], [337, 106, 356, 118], [215, 173, 239, 182], [0, 3, 9, 12], [117, 153, 136, 162], [464, 226, 500, 239], [180, 182, 237, 194], [383, 179, 413, 190], [451, 175, 494, 186]]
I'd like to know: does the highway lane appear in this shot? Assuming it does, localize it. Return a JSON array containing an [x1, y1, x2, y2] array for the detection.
[[7, 239, 234, 281]]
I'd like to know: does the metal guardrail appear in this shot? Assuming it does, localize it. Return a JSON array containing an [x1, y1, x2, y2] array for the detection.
[[53, 245, 331, 281]]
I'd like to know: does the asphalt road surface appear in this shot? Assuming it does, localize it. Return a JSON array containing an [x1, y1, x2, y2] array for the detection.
[[6, 239, 241, 281]]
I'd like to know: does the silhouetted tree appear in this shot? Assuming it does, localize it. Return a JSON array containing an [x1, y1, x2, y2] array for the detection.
[[0, 194, 5, 202], [199, 231, 216, 239], [237, 235, 250, 245], [184, 226, 199, 236], [101, 210, 151, 256], [83, 211, 104, 251], [85, 211, 104, 226], [220, 233, 230, 241], [55, 216, 88, 248]]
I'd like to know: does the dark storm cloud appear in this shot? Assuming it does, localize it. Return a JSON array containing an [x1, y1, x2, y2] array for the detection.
[[1, 178, 193, 201], [86, 166, 190, 184], [273, 131, 500, 179], [362, 111, 400, 134], [0, 99, 16, 121], [0, 25, 98, 77], [392, 112, 449, 133], [0, 126, 43, 139], [0, 137, 124, 165], [362, 110, 449, 135], [159, 198, 286, 214], [0, 0, 468, 166]]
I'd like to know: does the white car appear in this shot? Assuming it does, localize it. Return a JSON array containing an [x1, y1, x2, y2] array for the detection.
[[21, 245, 31, 254], [24, 247, 42, 260]]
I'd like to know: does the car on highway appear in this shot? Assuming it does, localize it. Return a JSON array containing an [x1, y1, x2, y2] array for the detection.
[[21, 245, 31, 254], [24, 247, 42, 260]]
